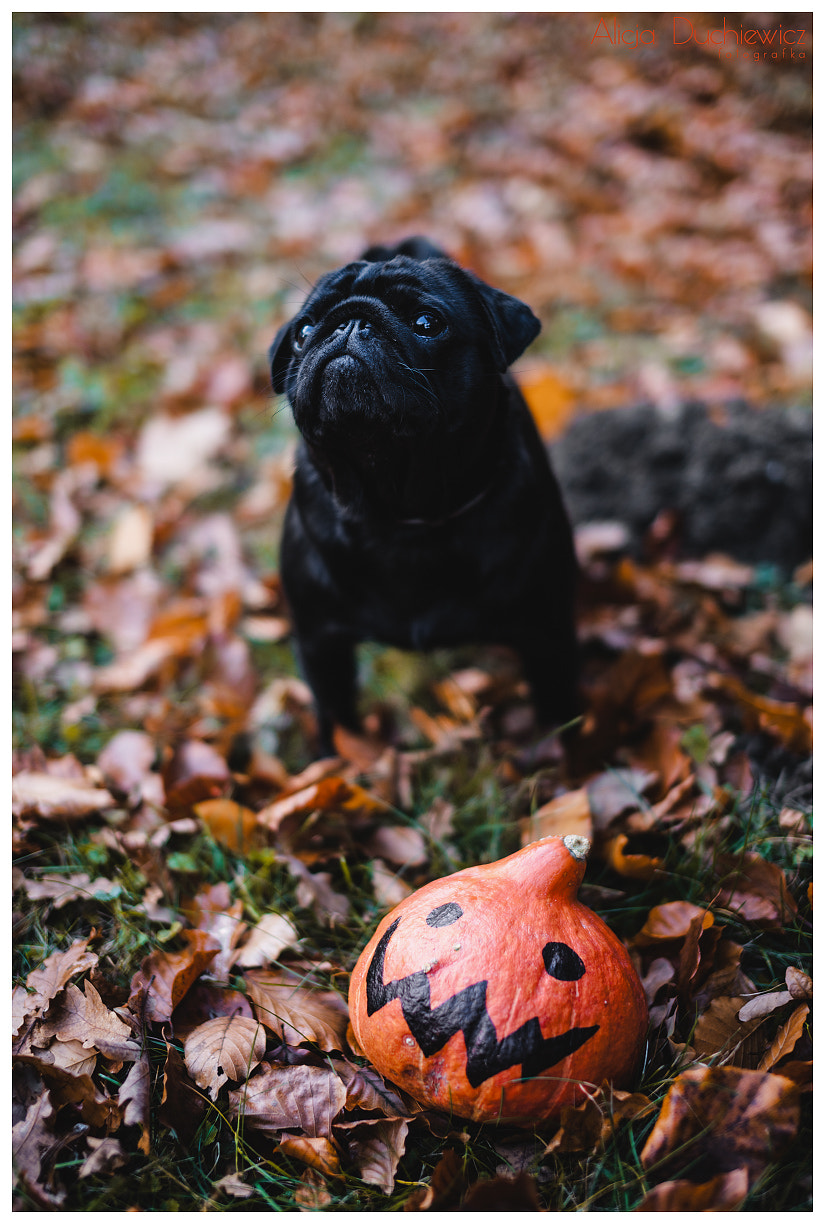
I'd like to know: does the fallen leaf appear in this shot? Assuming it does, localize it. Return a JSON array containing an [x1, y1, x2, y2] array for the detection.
[[18, 938, 98, 1023], [22, 872, 120, 911], [183, 1015, 267, 1099], [78, 1136, 128, 1178], [107, 504, 154, 573], [12, 772, 115, 821], [738, 989, 793, 1022], [715, 852, 798, 930], [636, 1166, 749, 1211], [691, 996, 766, 1062], [162, 739, 232, 813], [758, 1003, 810, 1072], [11, 1090, 64, 1208], [521, 786, 593, 845], [119, 1054, 152, 1154], [640, 1066, 799, 1183], [36, 980, 140, 1063], [157, 1036, 207, 1144], [234, 913, 301, 968], [128, 929, 221, 1023], [228, 1062, 347, 1138], [294, 1167, 333, 1209], [632, 901, 714, 946], [278, 854, 351, 926], [96, 730, 157, 797], [460, 1171, 542, 1212], [365, 823, 428, 867], [404, 1147, 466, 1211], [279, 1134, 342, 1176], [343, 1118, 409, 1194], [244, 971, 348, 1051], [13, 1055, 121, 1130], [194, 797, 261, 854], [370, 858, 414, 908], [45, 1038, 98, 1078], [256, 776, 389, 833], [602, 833, 664, 881], [785, 967, 812, 999]]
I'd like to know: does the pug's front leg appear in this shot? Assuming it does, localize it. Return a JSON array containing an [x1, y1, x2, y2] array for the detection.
[[292, 628, 360, 758]]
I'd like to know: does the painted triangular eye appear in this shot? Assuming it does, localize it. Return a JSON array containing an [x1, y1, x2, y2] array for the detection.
[[542, 941, 586, 981]]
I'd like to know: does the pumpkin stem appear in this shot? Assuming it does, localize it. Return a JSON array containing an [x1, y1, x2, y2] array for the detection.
[[563, 834, 590, 861]]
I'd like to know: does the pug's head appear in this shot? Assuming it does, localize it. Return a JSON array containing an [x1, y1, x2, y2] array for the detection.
[[269, 245, 541, 462]]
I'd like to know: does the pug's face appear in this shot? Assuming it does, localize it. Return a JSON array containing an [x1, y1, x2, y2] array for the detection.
[[269, 255, 540, 458]]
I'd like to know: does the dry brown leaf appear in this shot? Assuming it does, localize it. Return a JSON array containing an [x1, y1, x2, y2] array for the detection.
[[36, 980, 140, 1063], [78, 1136, 128, 1179], [14, 1055, 122, 1130], [404, 1147, 466, 1211], [234, 913, 301, 968], [370, 858, 414, 908], [738, 989, 793, 1022], [338, 1062, 413, 1118], [365, 824, 428, 867], [128, 928, 221, 1023], [342, 1118, 409, 1195], [157, 1036, 207, 1144], [602, 833, 664, 881], [712, 674, 812, 754], [244, 971, 348, 1051], [22, 872, 120, 911], [460, 1171, 542, 1212], [96, 729, 156, 795], [12, 772, 115, 821], [279, 1134, 342, 1176], [119, 1054, 152, 1154], [521, 786, 593, 845], [19, 938, 98, 1022], [632, 901, 714, 946], [715, 852, 798, 930], [545, 1094, 603, 1155], [785, 967, 813, 999], [294, 1166, 333, 1210], [256, 776, 389, 833], [194, 798, 262, 854], [45, 1037, 98, 1078], [636, 1166, 749, 1212], [161, 738, 232, 813], [228, 1062, 347, 1138], [11, 1090, 64, 1208], [183, 1015, 267, 1099], [640, 1066, 800, 1183], [758, 1003, 810, 1072], [691, 996, 766, 1062], [278, 853, 351, 926]]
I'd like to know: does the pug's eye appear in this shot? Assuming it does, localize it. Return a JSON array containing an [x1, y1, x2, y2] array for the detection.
[[293, 321, 315, 352], [411, 311, 445, 337]]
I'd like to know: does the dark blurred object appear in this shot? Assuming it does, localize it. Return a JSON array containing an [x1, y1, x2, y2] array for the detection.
[[552, 401, 812, 570]]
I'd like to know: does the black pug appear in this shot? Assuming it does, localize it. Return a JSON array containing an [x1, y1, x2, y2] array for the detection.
[[270, 237, 579, 755]]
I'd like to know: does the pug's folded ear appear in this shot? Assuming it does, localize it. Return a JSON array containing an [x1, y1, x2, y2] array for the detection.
[[269, 321, 294, 394], [468, 275, 542, 371]]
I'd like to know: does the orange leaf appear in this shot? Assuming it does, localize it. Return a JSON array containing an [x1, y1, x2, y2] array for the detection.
[[195, 798, 261, 854], [632, 901, 714, 946], [517, 365, 576, 439]]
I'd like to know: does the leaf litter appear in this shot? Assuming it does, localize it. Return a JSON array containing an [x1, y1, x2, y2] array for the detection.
[[12, 10, 811, 1214]]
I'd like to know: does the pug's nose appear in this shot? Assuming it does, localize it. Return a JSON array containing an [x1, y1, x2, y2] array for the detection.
[[335, 318, 373, 341]]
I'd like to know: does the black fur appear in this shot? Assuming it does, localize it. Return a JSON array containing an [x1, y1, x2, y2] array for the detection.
[[270, 239, 579, 754]]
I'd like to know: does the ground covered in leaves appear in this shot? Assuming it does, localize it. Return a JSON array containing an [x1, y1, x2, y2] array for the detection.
[[13, 12, 812, 1213]]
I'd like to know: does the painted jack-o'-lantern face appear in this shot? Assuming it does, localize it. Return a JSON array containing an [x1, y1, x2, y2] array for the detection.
[[348, 835, 648, 1125]]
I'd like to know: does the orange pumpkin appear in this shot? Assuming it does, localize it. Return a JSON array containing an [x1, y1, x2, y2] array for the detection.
[[348, 834, 647, 1125]]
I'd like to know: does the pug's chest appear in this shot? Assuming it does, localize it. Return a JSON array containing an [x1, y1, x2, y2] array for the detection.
[[337, 534, 511, 650]]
